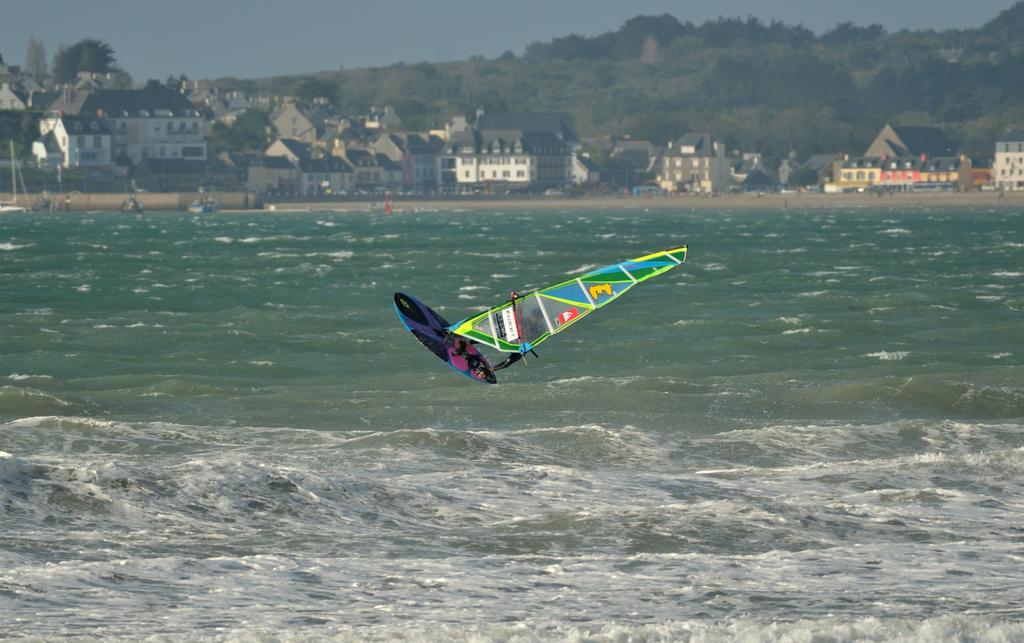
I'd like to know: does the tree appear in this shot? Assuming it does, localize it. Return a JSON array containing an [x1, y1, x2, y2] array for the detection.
[[787, 166, 820, 188], [25, 37, 48, 84], [206, 109, 275, 155], [290, 77, 339, 106], [53, 38, 118, 83]]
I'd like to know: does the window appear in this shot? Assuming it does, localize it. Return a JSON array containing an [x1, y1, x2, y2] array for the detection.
[[93, 136, 101, 148], [77, 136, 85, 147]]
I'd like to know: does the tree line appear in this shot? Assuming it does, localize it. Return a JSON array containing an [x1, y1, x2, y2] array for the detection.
[[214, 3, 1024, 164]]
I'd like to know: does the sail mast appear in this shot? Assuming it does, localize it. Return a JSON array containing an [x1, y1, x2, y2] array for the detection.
[[9, 141, 15, 205]]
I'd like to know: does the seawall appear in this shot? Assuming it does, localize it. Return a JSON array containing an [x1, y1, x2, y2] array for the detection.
[[0, 192, 259, 212]]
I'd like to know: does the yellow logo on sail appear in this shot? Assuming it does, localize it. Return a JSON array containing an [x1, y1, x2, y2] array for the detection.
[[589, 283, 612, 300]]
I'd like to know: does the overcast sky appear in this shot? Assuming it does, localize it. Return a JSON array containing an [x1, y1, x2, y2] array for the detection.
[[2, 0, 1017, 81]]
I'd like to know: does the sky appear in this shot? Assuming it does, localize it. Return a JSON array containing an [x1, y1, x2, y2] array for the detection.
[[1, 0, 1017, 82]]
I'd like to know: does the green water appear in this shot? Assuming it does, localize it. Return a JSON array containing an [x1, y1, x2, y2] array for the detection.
[[1, 207, 1022, 638]]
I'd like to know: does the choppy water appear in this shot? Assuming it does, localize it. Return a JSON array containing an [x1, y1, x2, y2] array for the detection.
[[1, 207, 1023, 641]]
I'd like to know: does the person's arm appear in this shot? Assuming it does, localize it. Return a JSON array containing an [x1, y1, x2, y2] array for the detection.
[[493, 352, 523, 371]]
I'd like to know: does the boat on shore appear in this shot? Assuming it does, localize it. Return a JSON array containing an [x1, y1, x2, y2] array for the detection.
[[187, 195, 220, 214], [1, 141, 28, 213]]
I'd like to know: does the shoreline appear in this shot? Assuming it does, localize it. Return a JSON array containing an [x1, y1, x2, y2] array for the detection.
[[265, 190, 1024, 213], [4, 190, 1022, 214]]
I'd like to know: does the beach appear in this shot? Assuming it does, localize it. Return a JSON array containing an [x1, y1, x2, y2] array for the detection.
[[6, 188, 1023, 213], [270, 189, 1024, 213]]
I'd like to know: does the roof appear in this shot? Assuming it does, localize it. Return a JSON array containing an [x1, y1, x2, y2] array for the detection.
[[800, 154, 840, 174], [35, 131, 62, 154], [270, 138, 312, 162], [671, 133, 716, 156], [843, 155, 962, 171], [225, 152, 297, 170], [476, 112, 579, 144], [575, 154, 599, 171], [298, 156, 352, 173], [343, 148, 379, 167], [57, 115, 111, 134], [50, 88, 201, 118], [871, 125, 956, 158], [29, 90, 59, 109]]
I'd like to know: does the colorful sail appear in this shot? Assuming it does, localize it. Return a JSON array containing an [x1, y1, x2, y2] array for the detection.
[[449, 245, 687, 353]]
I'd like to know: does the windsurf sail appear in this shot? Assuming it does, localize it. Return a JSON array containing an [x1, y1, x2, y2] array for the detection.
[[449, 245, 687, 353]]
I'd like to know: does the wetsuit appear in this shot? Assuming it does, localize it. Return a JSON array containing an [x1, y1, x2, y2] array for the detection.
[[493, 352, 524, 371]]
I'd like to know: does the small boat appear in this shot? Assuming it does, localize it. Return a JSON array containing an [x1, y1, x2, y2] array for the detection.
[[187, 196, 220, 214], [121, 195, 144, 213], [1, 141, 28, 213]]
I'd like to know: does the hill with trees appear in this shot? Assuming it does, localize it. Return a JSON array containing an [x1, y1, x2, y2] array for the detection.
[[212, 3, 1024, 162]]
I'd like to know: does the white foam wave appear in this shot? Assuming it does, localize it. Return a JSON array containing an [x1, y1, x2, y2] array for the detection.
[[865, 351, 908, 360], [0, 242, 31, 250]]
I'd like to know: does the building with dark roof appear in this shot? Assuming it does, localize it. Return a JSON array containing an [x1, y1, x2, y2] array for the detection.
[[865, 124, 957, 159], [47, 88, 206, 166], [475, 111, 580, 147], [439, 122, 574, 191], [657, 132, 731, 194], [35, 114, 112, 168]]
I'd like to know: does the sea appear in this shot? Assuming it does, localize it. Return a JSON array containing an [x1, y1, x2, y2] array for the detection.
[[1, 206, 1023, 641]]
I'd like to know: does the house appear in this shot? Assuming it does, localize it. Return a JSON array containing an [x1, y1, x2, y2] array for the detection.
[[35, 114, 112, 168], [364, 106, 402, 132], [876, 156, 964, 191], [47, 88, 207, 166], [439, 126, 574, 191], [337, 148, 403, 190], [740, 166, 777, 193], [270, 101, 316, 143], [657, 133, 730, 194], [222, 152, 300, 194], [798, 155, 842, 187], [993, 129, 1024, 191], [573, 154, 600, 185], [830, 154, 966, 192], [962, 155, 992, 190], [266, 138, 312, 165], [268, 100, 336, 145], [437, 111, 580, 191], [730, 153, 771, 188], [828, 156, 884, 192], [370, 132, 444, 191], [297, 156, 353, 195], [0, 83, 27, 110], [865, 124, 957, 159], [264, 137, 357, 194], [32, 131, 63, 168]]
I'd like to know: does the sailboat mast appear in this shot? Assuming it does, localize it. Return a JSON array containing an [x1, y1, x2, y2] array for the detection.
[[9, 141, 16, 205]]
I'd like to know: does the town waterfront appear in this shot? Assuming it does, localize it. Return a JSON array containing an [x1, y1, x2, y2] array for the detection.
[[2, 207, 1023, 639]]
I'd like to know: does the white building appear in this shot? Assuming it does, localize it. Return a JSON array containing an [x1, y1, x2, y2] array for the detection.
[[34, 115, 112, 168], [47, 88, 207, 166], [994, 129, 1024, 191], [440, 127, 573, 191]]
